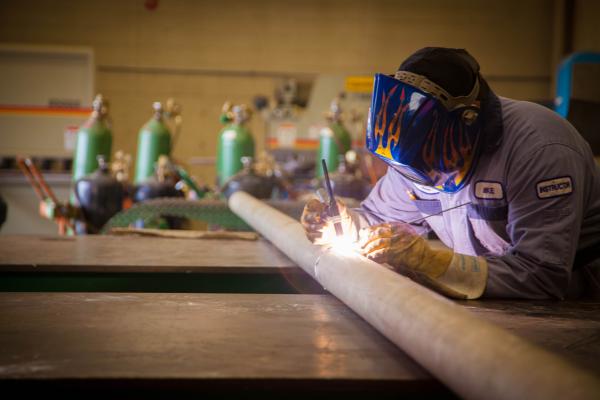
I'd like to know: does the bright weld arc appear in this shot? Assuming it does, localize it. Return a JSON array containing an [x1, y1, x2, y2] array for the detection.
[[329, 234, 357, 254], [317, 217, 361, 254]]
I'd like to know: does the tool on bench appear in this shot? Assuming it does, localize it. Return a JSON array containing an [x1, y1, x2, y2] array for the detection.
[[17, 156, 77, 235]]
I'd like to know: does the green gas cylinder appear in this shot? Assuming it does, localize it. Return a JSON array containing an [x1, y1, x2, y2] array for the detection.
[[72, 95, 112, 182], [316, 99, 351, 178], [134, 102, 172, 184], [216, 103, 255, 186]]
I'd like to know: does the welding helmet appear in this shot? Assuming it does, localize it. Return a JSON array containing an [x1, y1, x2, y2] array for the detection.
[[366, 67, 483, 193]]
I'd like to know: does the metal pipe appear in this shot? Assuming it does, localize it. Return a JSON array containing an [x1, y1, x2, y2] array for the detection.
[[228, 191, 600, 400]]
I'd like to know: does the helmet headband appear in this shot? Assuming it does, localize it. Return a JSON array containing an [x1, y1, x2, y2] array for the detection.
[[394, 70, 480, 111]]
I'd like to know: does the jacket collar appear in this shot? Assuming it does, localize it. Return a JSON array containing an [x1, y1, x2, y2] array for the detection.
[[481, 90, 504, 153]]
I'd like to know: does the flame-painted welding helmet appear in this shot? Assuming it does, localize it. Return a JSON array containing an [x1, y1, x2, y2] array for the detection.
[[366, 70, 482, 193]]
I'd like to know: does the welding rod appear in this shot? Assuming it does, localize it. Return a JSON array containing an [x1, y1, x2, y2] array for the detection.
[[321, 159, 344, 237]]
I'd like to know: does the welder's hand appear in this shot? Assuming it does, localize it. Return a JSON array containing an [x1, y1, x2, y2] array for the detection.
[[301, 198, 328, 243], [359, 222, 488, 299], [300, 198, 348, 243], [359, 222, 451, 277]]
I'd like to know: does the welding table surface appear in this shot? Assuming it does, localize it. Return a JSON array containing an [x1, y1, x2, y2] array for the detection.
[[461, 300, 600, 374], [0, 292, 443, 396], [1, 293, 599, 376], [1, 235, 599, 376], [0, 234, 295, 273]]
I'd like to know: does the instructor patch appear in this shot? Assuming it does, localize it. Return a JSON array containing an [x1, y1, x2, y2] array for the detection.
[[536, 177, 573, 199]]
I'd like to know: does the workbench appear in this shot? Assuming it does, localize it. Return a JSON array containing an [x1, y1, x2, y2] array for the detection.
[[0, 234, 598, 397], [0, 292, 442, 397], [0, 235, 322, 293]]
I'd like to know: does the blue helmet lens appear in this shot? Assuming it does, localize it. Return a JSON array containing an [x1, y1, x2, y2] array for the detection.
[[366, 73, 482, 193]]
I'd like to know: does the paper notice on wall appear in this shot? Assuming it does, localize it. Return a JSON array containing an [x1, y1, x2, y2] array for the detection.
[[64, 125, 79, 151], [276, 122, 297, 148]]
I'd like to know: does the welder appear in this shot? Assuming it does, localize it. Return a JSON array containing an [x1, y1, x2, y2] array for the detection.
[[302, 47, 600, 300]]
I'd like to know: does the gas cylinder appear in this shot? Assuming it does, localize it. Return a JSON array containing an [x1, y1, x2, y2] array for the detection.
[[216, 102, 255, 187], [74, 156, 124, 234], [316, 98, 351, 178], [134, 102, 171, 184], [72, 94, 112, 182]]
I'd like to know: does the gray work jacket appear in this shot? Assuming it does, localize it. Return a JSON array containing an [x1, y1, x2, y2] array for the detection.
[[361, 97, 600, 299]]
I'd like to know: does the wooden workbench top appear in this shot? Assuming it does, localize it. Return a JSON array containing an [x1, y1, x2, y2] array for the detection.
[[461, 300, 600, 373], [0, 234, 296, 273], [0, 294, 598, 396], [0, 292, 441, 396]]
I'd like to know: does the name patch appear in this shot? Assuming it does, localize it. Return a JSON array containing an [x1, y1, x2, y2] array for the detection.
[[536, 177, 573, 199], [475, 181, 504, 199]]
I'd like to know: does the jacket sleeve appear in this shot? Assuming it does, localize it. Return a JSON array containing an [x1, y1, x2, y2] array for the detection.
[[483, 143, 587, 299], [359, 169, 431, 236]]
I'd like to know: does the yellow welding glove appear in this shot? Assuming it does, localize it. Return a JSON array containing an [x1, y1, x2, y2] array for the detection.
[[359, 222, 488, 299]]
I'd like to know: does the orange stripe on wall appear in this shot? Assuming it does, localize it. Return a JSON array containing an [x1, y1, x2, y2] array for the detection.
[[0, 105, 92, 117]]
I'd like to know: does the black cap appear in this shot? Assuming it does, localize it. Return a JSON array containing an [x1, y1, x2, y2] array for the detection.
[[399, 47, 482, 98], [400, 47, 502, 152]]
